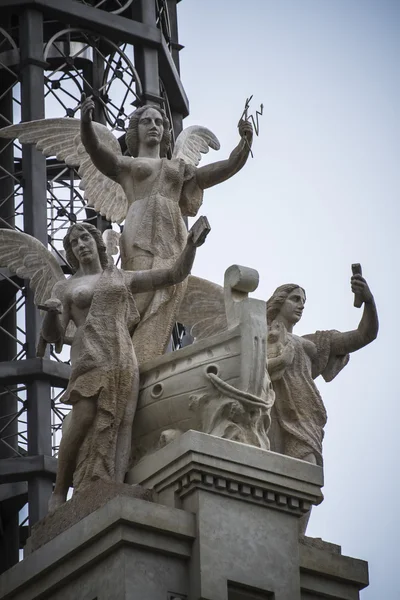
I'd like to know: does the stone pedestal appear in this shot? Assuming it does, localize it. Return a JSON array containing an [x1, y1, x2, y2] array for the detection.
[[0, 492, 195, 600], [0, 432, 368, 600], [128, 431, 324, 600]]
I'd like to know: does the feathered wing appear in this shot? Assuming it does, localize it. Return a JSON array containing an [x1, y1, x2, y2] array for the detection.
[[177, 275, 227, 340], [0, 119, 129, 224], [0, 229, 66, 306], [172, 125, 220, 167], [0, 229, 76, 352]]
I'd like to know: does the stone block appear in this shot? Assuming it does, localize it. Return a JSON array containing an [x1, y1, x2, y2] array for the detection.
[[299, 537, 369, 600], [128, 430, 324, 600], [0, 494, 195, 600], [26, 480, 154, 554], [0, 433, 369, 600]]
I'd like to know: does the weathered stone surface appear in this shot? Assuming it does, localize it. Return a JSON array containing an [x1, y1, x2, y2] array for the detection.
[[25, 480, 154, 554], [79, 97, 253, 364], [131, 266, 274, 467], [0, 220, 207, 515], [299, 537, 369, 599], [301, 535, 341, 555], [129, 430, 324, 600], [266, 278, 378, 467], [0, 433, 369, 600], [0, 495, 194, 600], [128, 430, 324, 512]]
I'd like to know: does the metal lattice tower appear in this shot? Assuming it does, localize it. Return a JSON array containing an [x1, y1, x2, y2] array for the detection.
[[0, 0, 187, 572]]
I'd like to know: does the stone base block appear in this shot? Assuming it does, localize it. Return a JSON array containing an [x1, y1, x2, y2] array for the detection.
[[26, 480, 154, 554], [127, 431, 368, 600], [0, 494, 194, 600], [300, 537, 369, 599], [0, 433, 369, 600], [129, 431, 324, 600]]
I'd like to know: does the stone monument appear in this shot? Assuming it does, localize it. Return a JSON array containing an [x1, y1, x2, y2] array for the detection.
[[0, 216, 210, 513], [0, 96, 253, 365], [0, 4, 377, 600]]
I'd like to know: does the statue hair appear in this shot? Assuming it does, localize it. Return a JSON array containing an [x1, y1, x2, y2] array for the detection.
[[126, 105, 171, 158], [266, 284, 306, 325], [63, 222, 109, 272]]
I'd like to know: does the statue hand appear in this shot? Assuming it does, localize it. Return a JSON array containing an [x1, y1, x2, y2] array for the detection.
[[238, 119, 253, 145], [268, 321, 293, 366], [268, 320, 288, 346], [81, 93, 94, 124], [351, 274, 373, 304], [281, 340, 295, 366], [41, 298, 63, 314]]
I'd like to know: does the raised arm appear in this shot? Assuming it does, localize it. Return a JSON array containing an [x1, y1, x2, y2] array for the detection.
[[80, 95, 126, 182], [330, 274, 379, 356], [196, 120, 253, 190], [125, 217, 210, 294]]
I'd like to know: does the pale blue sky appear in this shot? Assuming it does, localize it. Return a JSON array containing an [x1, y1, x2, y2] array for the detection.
[[177, 1, 399, 598]]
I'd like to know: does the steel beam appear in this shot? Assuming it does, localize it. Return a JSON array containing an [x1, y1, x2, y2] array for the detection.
[[0, 455, 57, 484], [0, 65, 20, 573], [0, 482, 27, 504], [0, 483, 27, 561], [0, 0, 190, 569], [0, 0, 160, 47], [0, 0, 189, 114], [0, 359, 70, 387], [132, 0, 161, 106], [166, 0, 184, 136], [20, 7, 53, 525]]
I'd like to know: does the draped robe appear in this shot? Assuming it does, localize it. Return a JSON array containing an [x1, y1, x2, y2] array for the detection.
[[269, 330, 349, 466]]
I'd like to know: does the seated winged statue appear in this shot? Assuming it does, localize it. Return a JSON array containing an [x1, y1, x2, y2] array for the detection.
[[0, 97, 253, 364], [0, 217, 210, 512]]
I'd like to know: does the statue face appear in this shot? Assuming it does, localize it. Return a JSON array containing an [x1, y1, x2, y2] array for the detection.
[[69, 228, 98, 265], [279, 287, 306, 325], [138, 107, 164, 147]]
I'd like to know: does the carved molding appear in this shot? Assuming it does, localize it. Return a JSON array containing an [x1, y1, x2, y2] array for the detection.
[[175, 469, 312, 516]]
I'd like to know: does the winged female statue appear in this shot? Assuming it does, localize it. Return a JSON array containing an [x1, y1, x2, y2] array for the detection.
[[0, 217, 209, 512], [0, 97, 253, 363], [178, 268, 379, 468]]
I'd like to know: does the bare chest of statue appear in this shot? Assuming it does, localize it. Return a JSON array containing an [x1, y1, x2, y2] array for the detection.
[[68, 274, 102, 322], [123, 157, 182, 203], [130, 158, 159, 182]]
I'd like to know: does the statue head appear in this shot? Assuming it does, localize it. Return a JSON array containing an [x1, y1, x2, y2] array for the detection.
[[126, 105, 171, 157], [63, 223, 108, 272], [266, 284, 306, 327]]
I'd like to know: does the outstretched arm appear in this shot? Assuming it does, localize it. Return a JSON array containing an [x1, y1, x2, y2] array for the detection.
[[125, 217, 210, 294], [80, 95, 126, 182], [330, 275, 379, 355], [196, 120, 253, 190]]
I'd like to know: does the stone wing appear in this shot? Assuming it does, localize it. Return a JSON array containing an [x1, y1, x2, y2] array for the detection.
[[172, 125, 220, 167], [177, 274, 227, 340], [0, 228, 66, 307], [0, 118, 128, 224]]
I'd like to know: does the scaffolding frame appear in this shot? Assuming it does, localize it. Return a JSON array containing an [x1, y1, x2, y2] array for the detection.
[[0, 0, 186, 572]]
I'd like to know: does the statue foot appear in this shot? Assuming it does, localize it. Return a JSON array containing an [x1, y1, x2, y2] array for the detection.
[[48, 492, 66, 513]]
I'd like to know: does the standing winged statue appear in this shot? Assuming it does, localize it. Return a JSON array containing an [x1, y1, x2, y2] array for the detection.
[[0, 218, 209, 512], [0, 97, 253, 363], [179, 270, 378, 470]]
